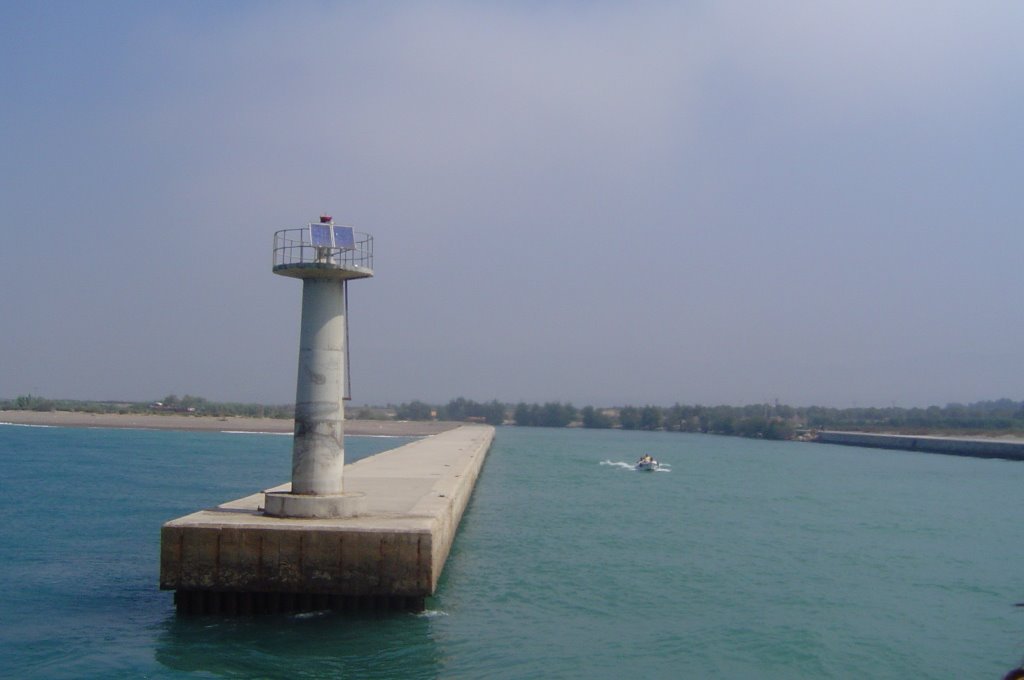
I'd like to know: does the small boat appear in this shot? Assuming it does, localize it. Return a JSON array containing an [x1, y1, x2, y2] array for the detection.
[[635, 456, 659, 472]]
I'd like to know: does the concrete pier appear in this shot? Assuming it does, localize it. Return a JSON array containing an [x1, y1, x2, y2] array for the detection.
[[816, 430, 1024, 461], [160, 424, 494, 614]]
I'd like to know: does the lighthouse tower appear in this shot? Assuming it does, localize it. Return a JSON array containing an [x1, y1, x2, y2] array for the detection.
[[264, 215, 374, 518]]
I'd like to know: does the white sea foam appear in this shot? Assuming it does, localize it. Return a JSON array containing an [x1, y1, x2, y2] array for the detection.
[[291, 610, 331, 620], [0, 422, 56, 428], [417, 609, 448, 618], [221, 430, 292, 436]]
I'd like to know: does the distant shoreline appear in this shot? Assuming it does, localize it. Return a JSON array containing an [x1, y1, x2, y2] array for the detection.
[[0, 410, 460, 437]]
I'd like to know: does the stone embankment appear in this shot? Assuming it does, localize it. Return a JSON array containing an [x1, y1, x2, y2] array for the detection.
[[815, 430, 1024, 461]]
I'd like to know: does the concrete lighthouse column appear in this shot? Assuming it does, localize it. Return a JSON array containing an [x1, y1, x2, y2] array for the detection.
[[263, 264, 366, 513], [292, 277, 346, 495], [263, 276, 366, 519]]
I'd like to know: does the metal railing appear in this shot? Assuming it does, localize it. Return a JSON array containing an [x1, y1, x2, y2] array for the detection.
[[272, 227, 373, 272]]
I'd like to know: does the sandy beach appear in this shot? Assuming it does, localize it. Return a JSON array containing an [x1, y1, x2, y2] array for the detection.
[[0, 410, 460, 437]]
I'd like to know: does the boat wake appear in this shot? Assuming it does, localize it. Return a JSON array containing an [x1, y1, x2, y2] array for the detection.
[[600, 460, 635, 470]]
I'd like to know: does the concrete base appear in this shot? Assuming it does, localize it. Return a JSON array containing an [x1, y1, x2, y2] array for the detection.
[[173, 589, 425, 615], [160, 424, 494, 613], [263, 491, 366, 519]]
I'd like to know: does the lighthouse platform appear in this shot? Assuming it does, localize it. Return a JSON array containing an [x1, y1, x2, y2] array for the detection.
[[160, 424, 494, 614]]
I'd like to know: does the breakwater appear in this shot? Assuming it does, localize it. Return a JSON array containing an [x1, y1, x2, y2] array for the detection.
[[160, 424, 494, 614], [816, 430, 1024, 461]]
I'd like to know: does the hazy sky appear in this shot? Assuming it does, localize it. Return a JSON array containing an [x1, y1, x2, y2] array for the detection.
[[2, 2, 1021, 409]]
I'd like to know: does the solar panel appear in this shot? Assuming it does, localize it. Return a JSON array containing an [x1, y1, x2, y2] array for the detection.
[[310, 224, 332, 247], [333, 225, 355, 250]]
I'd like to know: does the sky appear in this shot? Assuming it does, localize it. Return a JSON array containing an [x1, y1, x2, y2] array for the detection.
[[1, 1, 1022, 409]]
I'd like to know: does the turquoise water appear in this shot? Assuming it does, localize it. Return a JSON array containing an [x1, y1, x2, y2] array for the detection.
[[2, 424, 1023, 678]]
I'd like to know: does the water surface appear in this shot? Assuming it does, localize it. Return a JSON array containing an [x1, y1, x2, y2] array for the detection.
[[1, 424, 1022, 678]]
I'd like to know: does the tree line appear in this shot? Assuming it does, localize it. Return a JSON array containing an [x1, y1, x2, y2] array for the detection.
[[391, 397, 1024, 439], [5, 393, 1023, 439], [0, 394, 293, 420], [394, 397, 506, 426]]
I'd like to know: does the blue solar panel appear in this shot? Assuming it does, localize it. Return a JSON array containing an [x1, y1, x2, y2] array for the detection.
[[333, 226, 355, 250], [310, 224, 332, 247]]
